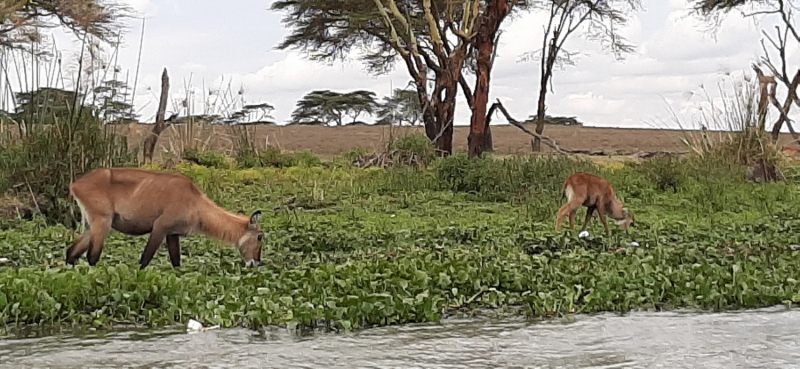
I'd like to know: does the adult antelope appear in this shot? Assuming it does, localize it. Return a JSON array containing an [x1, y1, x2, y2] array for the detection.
[[66, 167, 264, 269], [555, 172, 635, 233]]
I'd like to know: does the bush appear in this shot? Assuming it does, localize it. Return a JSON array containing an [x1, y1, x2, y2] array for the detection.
[[236, 146, 322, 169], [388, 134, 436, 166], [432, 154, 595, 200], [0, 110, 136, 225], [673, 75, 782, 168], [331, 147, 371, 168], [183, 147, 233, 169], [293, 150, 323, 167], [635, 156, 685, 193]]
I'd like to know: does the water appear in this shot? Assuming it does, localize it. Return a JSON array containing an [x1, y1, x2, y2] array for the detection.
[[3, 306, 800, 368]]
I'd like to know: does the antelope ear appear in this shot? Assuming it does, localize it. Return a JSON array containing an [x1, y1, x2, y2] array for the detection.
[[250, 210, 262, 224]]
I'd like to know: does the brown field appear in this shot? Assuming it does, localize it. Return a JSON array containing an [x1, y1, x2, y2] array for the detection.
[[111, 123, 798, 160]]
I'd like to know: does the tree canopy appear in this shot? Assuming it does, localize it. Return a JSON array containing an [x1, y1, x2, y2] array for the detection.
[[375, 88, 422, 126], [14, 87, 83, 126], [290, 90, 378, 126], [93, 79, 137, 124], [0, 0, 128, 47], [691, 0, 750, 13], [217, 103, 277, 125]]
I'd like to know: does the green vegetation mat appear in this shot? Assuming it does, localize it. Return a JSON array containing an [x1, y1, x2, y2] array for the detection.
[[2, 154, 800, 333]]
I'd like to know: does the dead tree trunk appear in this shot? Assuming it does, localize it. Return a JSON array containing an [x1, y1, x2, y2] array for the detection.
[[766, 68, 800, 142], [142, 68, 170, 164]]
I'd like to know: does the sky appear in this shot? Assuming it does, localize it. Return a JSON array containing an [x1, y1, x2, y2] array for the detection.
[[27, 0, 800, 129]]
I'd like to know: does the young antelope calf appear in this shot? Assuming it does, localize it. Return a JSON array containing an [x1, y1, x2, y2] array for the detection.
[[555, 172, 635, 233]]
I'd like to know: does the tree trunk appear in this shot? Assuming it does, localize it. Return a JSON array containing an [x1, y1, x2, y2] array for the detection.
[[467, 0, 510, 158], [435, 74, 460, 155], [419, 66, 462, 157], [142, 68, 170, 164], [532, 36, 559, 152], [468, 39, 495, 158], [532, 72, 549, 152], [418, 87, 443, 149], [434, 104, 455, 155]]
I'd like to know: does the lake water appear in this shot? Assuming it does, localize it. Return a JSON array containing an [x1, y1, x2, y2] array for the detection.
[[2, 306, 800, 368]]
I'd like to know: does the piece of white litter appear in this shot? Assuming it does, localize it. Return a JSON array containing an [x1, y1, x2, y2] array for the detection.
[[187, 319, 203, 332], [578, 231, 590, 238], [186, 319, 220, 333], [0, 258, 10, 263], [631, 241, 640, 247]]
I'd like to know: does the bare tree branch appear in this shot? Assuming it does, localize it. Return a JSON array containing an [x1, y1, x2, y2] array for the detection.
[[491, 99, 579, 154]]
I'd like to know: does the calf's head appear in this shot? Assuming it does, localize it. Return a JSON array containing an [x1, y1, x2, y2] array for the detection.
[[616, 207, 635, 231]]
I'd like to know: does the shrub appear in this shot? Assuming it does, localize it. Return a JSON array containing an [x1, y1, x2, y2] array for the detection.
[[0, 110, 136, 225], [293, 150, 323, 167], [635, 156, 685, 193], [183, 147, 233, 169], [387, 134, 436, 166], [236, 146, 323, 169], [332, 146, 371, 167], [432, 154, 595, 200]]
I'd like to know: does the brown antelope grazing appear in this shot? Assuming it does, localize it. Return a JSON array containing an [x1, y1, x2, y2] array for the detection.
[[556, 172, 635, 233], [781, 146, 800, 158], [66, 168, 264, 269]]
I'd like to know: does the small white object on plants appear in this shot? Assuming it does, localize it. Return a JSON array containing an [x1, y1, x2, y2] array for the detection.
[[578, 231, 590, 238], [0, 258, 10, 263], [186, 319, 220, 333], [631, 241, 640, 247], [187, 319, 203, 332]]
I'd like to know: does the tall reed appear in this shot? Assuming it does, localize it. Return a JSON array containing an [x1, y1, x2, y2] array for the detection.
[[0, 34, 137, 225]]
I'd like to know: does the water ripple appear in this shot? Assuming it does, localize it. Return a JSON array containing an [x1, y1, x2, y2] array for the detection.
[[3, 306, 800, 368]]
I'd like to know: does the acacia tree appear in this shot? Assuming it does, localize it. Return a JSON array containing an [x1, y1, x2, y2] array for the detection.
[[517, 0, 638, 151], [94, 79, 137, 123], [221, 103, 276, 125], [692, 0, 800, 142], [376, 88, 423, 126], [272, 0, 495, 154], [0, 0, 126, 47], [14, 87, 83, 130], [290, 90, 377, 126]]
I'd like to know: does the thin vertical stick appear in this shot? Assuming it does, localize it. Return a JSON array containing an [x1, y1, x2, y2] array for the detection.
[[130, 17, 146, 120]]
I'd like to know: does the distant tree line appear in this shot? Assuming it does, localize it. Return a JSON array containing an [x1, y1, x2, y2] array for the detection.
[[2, 85, 587, 129]]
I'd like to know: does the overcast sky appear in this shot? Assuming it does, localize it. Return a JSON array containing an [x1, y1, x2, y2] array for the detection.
[[42, 0, 798, 129]]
